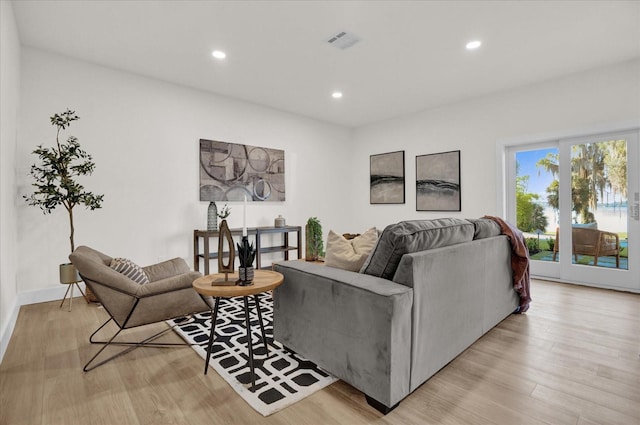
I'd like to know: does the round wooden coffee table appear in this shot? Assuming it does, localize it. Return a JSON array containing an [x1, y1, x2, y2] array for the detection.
[[192, 270, 283, 391]]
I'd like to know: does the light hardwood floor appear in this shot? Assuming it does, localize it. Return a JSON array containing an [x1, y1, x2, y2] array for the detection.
[[1, 279, 639, 425]]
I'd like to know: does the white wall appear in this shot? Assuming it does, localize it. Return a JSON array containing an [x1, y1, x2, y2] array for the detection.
[[16, 47, 353, 294], [0, 0, 21, 360], [7, 42, 640, 363], [348, 59, 640, 231]]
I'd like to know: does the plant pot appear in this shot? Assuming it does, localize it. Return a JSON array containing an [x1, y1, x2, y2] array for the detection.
[[59, 263, 80, 284], [60, 263, 97, 302], [238, 266, 254, 286]]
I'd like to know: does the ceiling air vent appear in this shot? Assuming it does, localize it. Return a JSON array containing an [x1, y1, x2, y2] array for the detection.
[[326, 31, 361, 50]]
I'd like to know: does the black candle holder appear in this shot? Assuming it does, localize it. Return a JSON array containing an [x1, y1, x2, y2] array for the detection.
[[236, 236, 255, 286]]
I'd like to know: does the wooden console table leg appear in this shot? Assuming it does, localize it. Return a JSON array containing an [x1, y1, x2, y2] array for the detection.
[[284, 232, 289, 261], [203, 236, 210, 275]]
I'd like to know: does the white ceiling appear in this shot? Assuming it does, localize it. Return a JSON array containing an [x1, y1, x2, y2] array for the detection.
[[11, 0, 640, 128]]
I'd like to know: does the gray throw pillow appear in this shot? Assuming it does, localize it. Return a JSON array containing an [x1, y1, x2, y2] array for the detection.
[[361, 218, 474, 280], [467, 218, 501, 239]]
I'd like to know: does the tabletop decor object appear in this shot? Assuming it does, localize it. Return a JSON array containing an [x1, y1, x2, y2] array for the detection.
[[207, 202, 218, 231], [237, 236, 256, 285], [207, 202, 230, 231], [216, 219, 235, 284], [274, 214, 286, 227]]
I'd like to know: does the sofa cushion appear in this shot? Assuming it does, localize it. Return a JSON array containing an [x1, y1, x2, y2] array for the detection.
[[361, 218, 474, 280], [325, 228, 378, 272], [110, 257, 150, 285], [467, 218, 501, 239]]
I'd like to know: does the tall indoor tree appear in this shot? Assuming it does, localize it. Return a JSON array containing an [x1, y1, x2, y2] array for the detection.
[[24, 109, 104, 255]]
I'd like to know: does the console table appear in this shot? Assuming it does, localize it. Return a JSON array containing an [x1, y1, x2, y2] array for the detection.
[[193, 225, 302, 274]]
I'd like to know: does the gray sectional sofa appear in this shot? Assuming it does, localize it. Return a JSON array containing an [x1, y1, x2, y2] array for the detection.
[[273, 218, 521, 414]]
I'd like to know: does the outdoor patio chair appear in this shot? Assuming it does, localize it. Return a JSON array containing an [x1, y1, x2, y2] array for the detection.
[[70, 245, 213, 371], [552, 227, 620, 268]]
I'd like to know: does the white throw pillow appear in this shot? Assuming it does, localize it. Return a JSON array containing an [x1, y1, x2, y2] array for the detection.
[[325, 228, 378, 272]]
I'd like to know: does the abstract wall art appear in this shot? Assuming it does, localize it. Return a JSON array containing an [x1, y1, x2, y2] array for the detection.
[[199, 139, 285, 202], [416, 150, 461, 211], [370, 150, 405, 204]]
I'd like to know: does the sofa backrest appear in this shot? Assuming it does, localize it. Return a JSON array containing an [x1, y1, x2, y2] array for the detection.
[[361, 218, 475, 280]]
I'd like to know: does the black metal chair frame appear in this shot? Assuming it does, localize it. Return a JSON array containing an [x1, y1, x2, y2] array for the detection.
[[82, 275, 212, 372]]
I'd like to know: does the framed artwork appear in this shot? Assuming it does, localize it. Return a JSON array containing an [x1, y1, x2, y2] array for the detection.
[[370, 150, 405, 204], [416, 150, 461, 211], [199, 139, 285, 202]]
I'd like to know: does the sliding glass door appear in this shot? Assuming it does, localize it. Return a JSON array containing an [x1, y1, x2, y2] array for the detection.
[[506, 130, 639, 292]]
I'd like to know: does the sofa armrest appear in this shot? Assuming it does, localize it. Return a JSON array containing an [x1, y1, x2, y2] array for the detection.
[[392, 236, 517, 392], [273, 260, 413, 408], [598, 230, 619, 250], [143, 257, 191, 282]]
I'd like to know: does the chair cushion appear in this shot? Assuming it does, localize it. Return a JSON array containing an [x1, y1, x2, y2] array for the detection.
[[325, 228, 378, 272], [110, 258, 150, 285]]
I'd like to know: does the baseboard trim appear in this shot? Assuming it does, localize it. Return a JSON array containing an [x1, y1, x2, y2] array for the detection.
[[0, 301, 20, 365], [0, 283, 86, 363]]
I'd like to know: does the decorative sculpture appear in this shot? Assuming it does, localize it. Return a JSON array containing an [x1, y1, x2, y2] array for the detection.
[[217, 219, 235, 283]]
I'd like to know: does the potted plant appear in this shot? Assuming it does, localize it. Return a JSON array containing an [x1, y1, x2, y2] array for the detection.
[[24, 109, 104, 299], [305, 217, 324, 261]]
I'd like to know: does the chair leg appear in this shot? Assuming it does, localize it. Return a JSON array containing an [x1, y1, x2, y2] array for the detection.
[[84, 315, 202, 372]]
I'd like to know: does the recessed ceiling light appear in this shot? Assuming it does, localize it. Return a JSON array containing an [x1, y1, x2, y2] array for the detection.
[[466, 40, 482, 50], [332, 91, 343, 99], [212, 50, 226, 59]]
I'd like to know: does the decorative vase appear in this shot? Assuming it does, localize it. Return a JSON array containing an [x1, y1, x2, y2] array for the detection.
[[274, 214, 286, 228], [238, 266, 254, 285], [207, 202, 218, 231]]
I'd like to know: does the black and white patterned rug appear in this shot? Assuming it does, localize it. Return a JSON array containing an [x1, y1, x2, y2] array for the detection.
[[168, 292, 337, 416]]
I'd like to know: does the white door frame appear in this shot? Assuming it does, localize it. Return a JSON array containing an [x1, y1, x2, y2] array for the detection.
[[498, 125, 640, 293]]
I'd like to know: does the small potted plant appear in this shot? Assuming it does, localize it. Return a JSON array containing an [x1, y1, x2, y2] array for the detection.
[[24, 109, 104, 300], [305, 217, 324, 261]]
